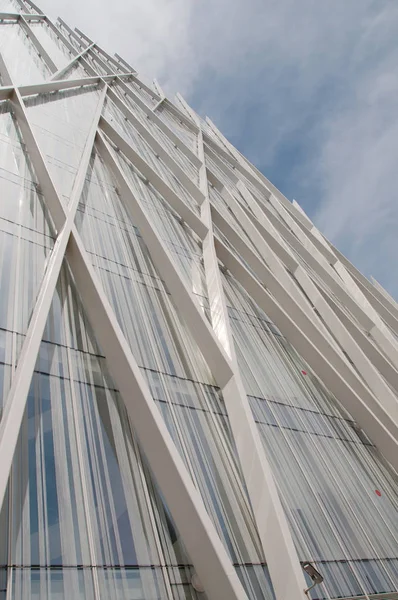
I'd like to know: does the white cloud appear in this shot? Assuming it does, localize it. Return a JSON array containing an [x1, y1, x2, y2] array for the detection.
[[312, 3, 398, 295], [37, 0, 398, 296]]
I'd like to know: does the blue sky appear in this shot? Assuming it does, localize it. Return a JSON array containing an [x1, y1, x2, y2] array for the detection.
[[40, 0, 398, 298]]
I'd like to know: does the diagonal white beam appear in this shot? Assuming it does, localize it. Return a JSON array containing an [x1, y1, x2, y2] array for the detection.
[[330, 244, 398, 332], [57, 17, 87, 51], [0, 53, 12, 87], [74, 27, 93, 46], [317, 283, 398, 395], [0, 81, 107, 510], [66, 227, 248, 600], [219, 183, 339, 334], [43, 16, 78, 57], [51, 43, 94, 81], [99, 116, 208, 240], [94, 44, 128, 74], [265, 195, 398, 366], [175, 92, 308, 600], [213, 235, 398, 473], [114, 52, 136, 74], [87, 47, 114, 75], [0, 83, 247, 600], [205, 116, 314, 231], [96, 130, 232, 387], [20, 15, 58, 73], [210, 203, 398, 438], [371, 276, 398, 311], [116, 78, 201, 168], [105, 87, 205, 204], [22, 0, 43, 14], [234, 182, 398, 411], [152, 78, 165, 98], [253, 191, 397, 344]]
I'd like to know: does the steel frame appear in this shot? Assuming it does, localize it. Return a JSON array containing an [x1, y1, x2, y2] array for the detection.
[[0, 5, 397, 600]]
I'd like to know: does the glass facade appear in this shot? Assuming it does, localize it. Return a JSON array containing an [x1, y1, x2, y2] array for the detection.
[[0, 2, 398, 599]]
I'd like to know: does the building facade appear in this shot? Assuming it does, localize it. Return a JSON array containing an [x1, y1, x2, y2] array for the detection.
[[1, 1, 398, 599]]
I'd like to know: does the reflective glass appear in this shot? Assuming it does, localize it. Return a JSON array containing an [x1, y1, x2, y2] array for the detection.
[[223, 271, 398, 598], [7, 263, 191, 596], [102, 97, 200, 213], [74, 148, 274, 598], [24, 86, 102, 203], [0, 22, 51, 84], [155, 103, 197, 153], [28, 22, 73, 71], [0, 101, 54, 415]]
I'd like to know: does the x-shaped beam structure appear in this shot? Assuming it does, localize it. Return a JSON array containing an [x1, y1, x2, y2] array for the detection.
[[1, 3, 398, 599]]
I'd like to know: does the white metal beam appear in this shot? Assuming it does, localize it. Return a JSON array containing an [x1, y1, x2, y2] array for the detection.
[[213, 235, 398, 472], [0, 82, 107, 510], [210, 203, 398, 438], [371, 276, 398, 311], [176, 92, 309, 600], [205, 116, 314, 230], [234, 182, 398, 413], [66, 227, 248, 600], [22, 0, 43, 14], [96, 130, 232, 387], [99, 130, 310, 600], [116, 77, 202, 168], [99, 116, 208, 240], [114, 52, 136, 74], [94, 44, 128, 74], [87, 47, 114, 75], [20, 15, 58, 73], [57, 17, 87, 50], [0, 82, 248, 600], [105, 86, 205, 204], [18, 76, 104, 97]]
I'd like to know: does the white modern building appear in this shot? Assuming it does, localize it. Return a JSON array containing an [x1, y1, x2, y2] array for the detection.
[[1, 1, 398, 599]]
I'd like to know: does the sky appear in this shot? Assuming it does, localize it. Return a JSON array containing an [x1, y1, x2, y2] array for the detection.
[[39, 0, 398, 298]]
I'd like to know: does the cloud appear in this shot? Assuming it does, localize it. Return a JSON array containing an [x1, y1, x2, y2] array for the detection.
[[312, 3, 398, 296], [37, 0, 398, 297]]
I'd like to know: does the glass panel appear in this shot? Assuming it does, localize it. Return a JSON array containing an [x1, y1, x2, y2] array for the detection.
[[0, 22, 51, 84], [74, 147, 275, 599], [28, 22, 73, 71], [223, 271, 398, 598], [121, 77, 158, 107], [11, 568, 95, 600], [59, 59, 90, 81], [75, 148, 210, 364], [0, 101, 54, 416], [8, 262, 195, 594], [0, 0, 21, 10], [155, 103, 197, 153], [102, 97, 199, 213], [113, 83, 200, 184], [24, 87, 101, 203]]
